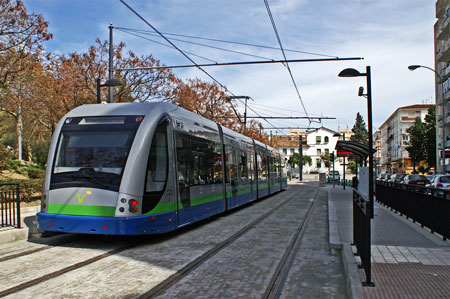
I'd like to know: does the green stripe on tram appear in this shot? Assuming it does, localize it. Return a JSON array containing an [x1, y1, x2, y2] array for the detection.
[[48, 204, 116, 217], [143, 202, 176, 215], [191, 192, 223, 206]]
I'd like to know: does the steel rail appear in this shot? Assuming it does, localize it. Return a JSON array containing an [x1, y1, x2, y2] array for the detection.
[[137, 188, 315, 299], [0, 242, 139, 298], [263, 189, 320, 298]]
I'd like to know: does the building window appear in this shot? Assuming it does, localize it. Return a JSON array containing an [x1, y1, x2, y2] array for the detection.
[[283, 148, 287, 154], [316, 136, 321, 144], [324, 136, 329, 143], [290, 148, 295, 154], [317, 149, 321, 155], [325, 148, 329, 154], [316, 159, 321, 167]]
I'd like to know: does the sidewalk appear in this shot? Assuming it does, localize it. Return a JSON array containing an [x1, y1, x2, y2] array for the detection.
[[328, 185, 450, 298]]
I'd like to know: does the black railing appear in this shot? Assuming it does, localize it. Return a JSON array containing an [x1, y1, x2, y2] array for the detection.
[[376, 181, 450, 241], [352, 189, 373, 286], [0, 183, 21, 229]]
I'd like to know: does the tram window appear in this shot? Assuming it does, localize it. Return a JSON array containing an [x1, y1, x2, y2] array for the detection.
[[143, 121, 169, 213], [239, 151, 248, 182], [248, 151, 254, 181], [224, 145, 233, 183], [177, 134, 223, 186], [176, 135, 192, 186], [145, 123, 168, 193]]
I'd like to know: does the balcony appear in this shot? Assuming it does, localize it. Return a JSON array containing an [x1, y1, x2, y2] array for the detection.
[[437, 17, 450, 40], [437, 1, 445, 18], [442, 64, 450, 80], [437, 39, 450, 63]]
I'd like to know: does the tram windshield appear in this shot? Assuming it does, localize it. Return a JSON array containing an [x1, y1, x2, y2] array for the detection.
[[50, 116, 142, 191]]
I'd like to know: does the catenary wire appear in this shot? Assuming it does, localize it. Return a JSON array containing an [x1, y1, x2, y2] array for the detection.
[[264, 0, 314, 126], [115, 29, 218, 63], [119, 0, 284, 135], [117, 27, 277, 61], [115, 27, 338, 58]]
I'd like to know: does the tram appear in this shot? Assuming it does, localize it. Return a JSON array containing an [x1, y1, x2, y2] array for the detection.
[[37, 102, 288, 235]]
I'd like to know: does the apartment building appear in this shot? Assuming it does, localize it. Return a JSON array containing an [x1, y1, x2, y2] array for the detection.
[[378, 104, 433, 173], [435, 0, 450, 172]]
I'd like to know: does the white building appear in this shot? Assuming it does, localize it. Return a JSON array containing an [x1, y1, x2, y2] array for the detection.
[[274, 127, 342, 174], [378, 104, 434, 173]]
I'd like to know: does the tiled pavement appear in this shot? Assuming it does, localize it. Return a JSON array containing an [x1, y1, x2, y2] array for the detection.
[[329, 185, 450, 298], [370, 245, 450, 265]]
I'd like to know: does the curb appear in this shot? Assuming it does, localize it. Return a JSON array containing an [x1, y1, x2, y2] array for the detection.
[[327, 187, 341, 250], [0, 227, 29, 244], [327, 187, 363, 299], [341, 243, 364, 299]]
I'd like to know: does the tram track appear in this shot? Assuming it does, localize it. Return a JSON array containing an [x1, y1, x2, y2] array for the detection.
[[0, 186, 318, 298], [138, 187, 319, 299], [0, 241, 139, 298], [263, 188, 320, 298], [0, 234, 82, 263]]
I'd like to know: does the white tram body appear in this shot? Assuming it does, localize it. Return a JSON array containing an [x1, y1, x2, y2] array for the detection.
[[37, 102, 287, 235]]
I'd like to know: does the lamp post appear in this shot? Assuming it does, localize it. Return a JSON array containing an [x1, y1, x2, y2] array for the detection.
[[96, 78, 124, 103], [338, 66, 374, 218], [339, 66, 374, 287], [408, 64, 443, 174], [331, 152, 336, 188]]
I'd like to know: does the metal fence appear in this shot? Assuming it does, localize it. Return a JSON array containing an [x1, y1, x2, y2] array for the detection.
[[376, 181, 450, 241], [352, 189, 373, 286], [0, 183, 21, 229]]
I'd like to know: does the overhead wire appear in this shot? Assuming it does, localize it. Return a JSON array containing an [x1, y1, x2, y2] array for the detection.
[[115, 27, 338, 58], [119, 0, 285, 135], [119, 0, 230, 94], [117, 27, 277, 61], [263, 0, 315, 126], [116, 28, 218, 63]]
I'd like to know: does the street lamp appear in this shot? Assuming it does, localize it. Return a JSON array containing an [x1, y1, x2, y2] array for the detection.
[[96, 78, 123, 103], [338, 66, 374, 219], [408, 64, 443, 174]]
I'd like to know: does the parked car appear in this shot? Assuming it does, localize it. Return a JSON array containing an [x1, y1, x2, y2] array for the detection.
[[425, 175, 450, 196], [328, 170, 340, 182], [383, 173, 393, 182], [392, 173, 407, 184], [401, 174, 429, 185], [425, 174, 435, 183], [378, 173, 387, 181]]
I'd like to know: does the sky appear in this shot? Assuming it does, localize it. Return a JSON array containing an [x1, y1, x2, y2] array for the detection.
[[22, 0, 436, 135]]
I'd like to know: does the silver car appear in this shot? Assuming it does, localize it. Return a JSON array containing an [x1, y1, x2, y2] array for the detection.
[[426, 175, 450, 196], [328, 170, 340, 182]]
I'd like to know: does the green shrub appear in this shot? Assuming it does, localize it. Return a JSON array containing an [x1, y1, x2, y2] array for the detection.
[[29, 140, 50, 166], [27, 168, 45, 179], [0, 147, 10, 170]]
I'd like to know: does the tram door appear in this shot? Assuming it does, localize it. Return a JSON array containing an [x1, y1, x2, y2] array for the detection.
[[230, 147, 239, 206], [225, 143, 239, 209], [175, 132, 191, 226]]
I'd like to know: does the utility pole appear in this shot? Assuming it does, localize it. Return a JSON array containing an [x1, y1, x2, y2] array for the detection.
[[299, 135, 303, 181], [108, 23, 114, 103], [332, 152, 336, 188], [342, 132, 346, 190]]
